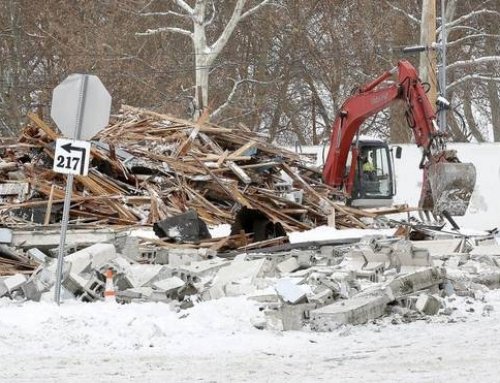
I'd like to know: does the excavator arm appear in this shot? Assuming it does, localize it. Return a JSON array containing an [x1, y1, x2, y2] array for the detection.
[[322, 60, 476, 216]]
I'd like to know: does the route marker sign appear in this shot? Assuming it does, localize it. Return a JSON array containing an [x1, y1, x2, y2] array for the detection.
[[50, 74, 111, 305], [53, 138, 91, 176]]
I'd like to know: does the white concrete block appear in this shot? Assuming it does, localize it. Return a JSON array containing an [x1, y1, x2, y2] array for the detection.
[[26, 248, 47, 264], [415, 293, 441, 315], [214, 258, 267, 286], [0, 279, 8, 297], [4, 273, 27, 292], [310, 291, 391, 329], [386, 267, 443, 298], [129, 264, 164, 287], [411, 239, 462, 257], [471, 244, 500, 257], [153, 277, 185, 292], [177, 258, 228, 282], [66, 243, 117, 275], [225, 283, 256, 297], [277, 257, 300, 274], [248, 288, 279, 303], [89, 244, 117, 269], [275, 279, 307, 304]]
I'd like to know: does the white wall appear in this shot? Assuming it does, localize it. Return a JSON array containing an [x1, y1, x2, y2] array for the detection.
[[393, 143, 500, 230]]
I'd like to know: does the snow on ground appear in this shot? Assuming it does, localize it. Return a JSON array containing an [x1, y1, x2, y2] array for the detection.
[[288, 226, 396, 244], [1, 143, 499, 382], [1, 291, 499, 382]]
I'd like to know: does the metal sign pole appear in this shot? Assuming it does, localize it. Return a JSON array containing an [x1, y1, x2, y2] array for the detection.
[[54, 75, 88, 305], [54, 173, 74, 304]]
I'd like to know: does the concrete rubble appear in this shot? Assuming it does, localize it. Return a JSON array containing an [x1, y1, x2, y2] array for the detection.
[[1, 228, 500, 333]]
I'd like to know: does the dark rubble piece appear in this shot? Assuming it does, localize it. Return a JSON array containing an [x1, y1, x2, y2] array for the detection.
[[153, 210, 211, 243]]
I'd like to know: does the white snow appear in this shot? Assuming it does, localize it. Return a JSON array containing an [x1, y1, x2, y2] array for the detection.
[[2, 143, 500, 381], [1, 292, 499, 382], [289, 226, 396, 244]]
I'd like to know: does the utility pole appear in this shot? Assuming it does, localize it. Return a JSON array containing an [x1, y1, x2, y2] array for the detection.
[[419, 0, 437, 110], [403, 0, 449, 132], [437, 0, 448, 132]]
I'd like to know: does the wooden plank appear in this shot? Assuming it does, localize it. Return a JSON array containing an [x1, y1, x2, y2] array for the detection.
[[27, 113, 59, 140], [173, 127, 200, 158], [227, 161, 252, 184], [229, 140, 257, 159]]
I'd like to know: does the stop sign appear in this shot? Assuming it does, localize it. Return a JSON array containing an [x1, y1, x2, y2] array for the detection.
[[51, 74, 111, 140]]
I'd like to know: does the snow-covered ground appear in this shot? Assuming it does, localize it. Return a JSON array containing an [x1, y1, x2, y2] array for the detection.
[[1, 291, 499, 382], [1, 143, 499, 382]]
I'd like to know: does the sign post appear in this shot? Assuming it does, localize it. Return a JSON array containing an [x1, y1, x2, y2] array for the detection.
[[50, 74, 111, 305]]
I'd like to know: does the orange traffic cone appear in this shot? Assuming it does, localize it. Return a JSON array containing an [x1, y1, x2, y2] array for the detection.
[[104, 268, 116, 302]]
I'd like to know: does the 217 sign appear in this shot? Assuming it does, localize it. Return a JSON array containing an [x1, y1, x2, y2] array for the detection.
[[53, 138, 91, 176]]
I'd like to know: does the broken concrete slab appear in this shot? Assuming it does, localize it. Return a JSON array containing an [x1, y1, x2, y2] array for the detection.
[[247, 287, 279, 304], [275, 278, 308, 304], [225, 283, 256, 297], [411, 239, 462, 257], [155, 248, 205, 266], [415, 293, 441, 315], [128, 264, 164, 287], [0, 279, 8, 297], [280, 303, 316, 331], [310, 290, 392, 329], [21, 279, 42, 301], [4, 273, 27, 293], [470, 244, 500, 257], [10, 227, 118, 250], [308, 287, 334, 307], [65, 243, 117, 275], [392, 240, 433, 272], [175, 258, 228, 283], [277, 257, 300, 274], [152, 276, 185, 293], [213, 258, 267, 286], [386, 267, 443, 299], [26, 248, 48, 264]]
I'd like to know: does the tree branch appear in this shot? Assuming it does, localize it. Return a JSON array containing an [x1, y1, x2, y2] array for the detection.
[[172, 0, 194, 15], [447, 33, 500, 47], [240, 0, 273, 20], [447, 74, 500, 90], [136, 27, 193, 38], [384, 1, 420, 24], [140, 11, 191, 19], [211, 78, 269, 120], [447, 56, 500, 70], [441, 9, 500, 31], [203, 0, 216, 26], [210, 0, 247, 58]]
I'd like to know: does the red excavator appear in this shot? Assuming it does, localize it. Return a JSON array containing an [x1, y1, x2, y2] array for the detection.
[[322, 60, 476, 217]]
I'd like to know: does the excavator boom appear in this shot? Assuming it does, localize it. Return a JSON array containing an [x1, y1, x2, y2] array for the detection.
[[322, 60, 476, 216]]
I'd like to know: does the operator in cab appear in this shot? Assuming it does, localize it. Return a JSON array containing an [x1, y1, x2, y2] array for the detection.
[[362, 153, 376, 181]]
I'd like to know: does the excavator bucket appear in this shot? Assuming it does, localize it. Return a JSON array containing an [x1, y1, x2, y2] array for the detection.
[[427, 162, 476, 216]]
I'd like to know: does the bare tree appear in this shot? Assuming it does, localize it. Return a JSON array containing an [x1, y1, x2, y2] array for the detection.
[[137, 0, 272, 119]]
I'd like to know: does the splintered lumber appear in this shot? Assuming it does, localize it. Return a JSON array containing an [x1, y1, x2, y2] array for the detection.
[[0, 105, 386, 244]]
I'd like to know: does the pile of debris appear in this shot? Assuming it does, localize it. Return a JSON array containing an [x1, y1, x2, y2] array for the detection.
[[0, 107, 378, 233], [2, 230, 499, 331]]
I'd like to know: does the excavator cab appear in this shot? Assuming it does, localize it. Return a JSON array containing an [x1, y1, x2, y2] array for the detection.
[[348, 139, 396, 208]]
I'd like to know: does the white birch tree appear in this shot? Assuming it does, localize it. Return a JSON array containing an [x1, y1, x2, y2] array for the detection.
[[138, 0, 272, 120]]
